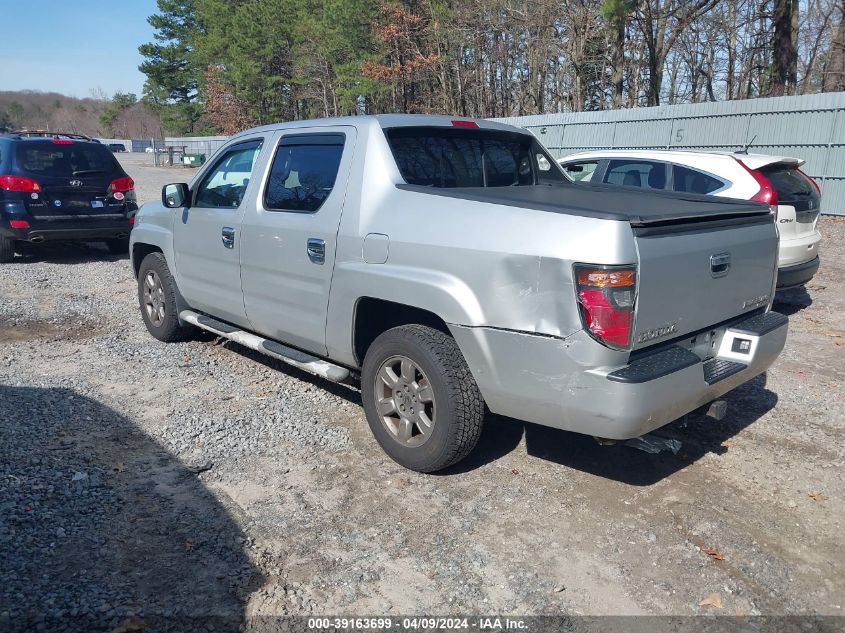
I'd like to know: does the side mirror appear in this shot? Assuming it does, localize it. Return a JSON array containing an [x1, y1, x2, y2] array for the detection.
[[162, 183, 190, 208]]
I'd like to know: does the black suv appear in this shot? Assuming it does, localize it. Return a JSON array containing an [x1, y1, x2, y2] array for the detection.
[[0, 133, 137, 262]]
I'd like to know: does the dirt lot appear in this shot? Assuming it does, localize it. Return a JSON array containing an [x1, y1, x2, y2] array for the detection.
[[1, 154, 843, 630]]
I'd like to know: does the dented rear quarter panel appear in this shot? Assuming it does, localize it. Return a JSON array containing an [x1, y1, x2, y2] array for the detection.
[[325, 118, 638, 366]]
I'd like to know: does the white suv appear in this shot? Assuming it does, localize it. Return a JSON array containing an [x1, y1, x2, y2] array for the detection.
[[558, 150, 822, 288]]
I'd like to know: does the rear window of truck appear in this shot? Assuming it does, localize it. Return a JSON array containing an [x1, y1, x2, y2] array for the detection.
[[15, 141, 120, 177], [385, 127, 566, 188]]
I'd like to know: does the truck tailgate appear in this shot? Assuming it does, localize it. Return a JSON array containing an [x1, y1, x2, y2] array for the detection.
[[632, 215, 778, 350]]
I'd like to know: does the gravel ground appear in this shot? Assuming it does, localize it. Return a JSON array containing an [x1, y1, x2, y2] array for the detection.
[[0, 155, 843, 631]]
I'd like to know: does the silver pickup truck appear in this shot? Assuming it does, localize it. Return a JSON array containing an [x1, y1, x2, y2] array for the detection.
[[130, 115, 788, 472]]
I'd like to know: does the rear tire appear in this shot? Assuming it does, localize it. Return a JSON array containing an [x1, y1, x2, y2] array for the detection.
[[0, 236, 15, 263], [361, 325, 485, 473], [137, 252, 191, 342], [104, 238, 129, 255]]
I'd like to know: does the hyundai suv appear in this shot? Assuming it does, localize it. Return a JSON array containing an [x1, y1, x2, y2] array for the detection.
[[0, 133, 137, 262]]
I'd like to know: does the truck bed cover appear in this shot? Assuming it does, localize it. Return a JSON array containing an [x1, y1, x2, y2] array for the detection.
[[396, 182, 771, 226]]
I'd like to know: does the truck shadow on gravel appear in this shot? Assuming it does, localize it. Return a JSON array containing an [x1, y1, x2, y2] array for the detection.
[[773, 287, 813, 315], [0, 385, 262, 632], [448, 373, 778, 486], [196, 338, 778, 487]]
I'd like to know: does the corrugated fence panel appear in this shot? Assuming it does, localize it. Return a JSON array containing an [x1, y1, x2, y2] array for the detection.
[[613, 119, 674, 148], [821, 180, 845, 212], [746, 110, 836, 145], [494, 92, 845, 215], [559, 122, 615, 149], [667, 115, 749, 149]]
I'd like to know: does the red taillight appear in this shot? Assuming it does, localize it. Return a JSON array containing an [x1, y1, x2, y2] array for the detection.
[[0, 175, 42, 192], [128, 215, 135, 225], [9, 219, 30, 229], [108, 176, 134, 193], [52, 139, 73, 145], [736, 160, 778, 206], [574, 265, 637, 349], [451, 120, 479, 128], [797, 168, 821, 195]]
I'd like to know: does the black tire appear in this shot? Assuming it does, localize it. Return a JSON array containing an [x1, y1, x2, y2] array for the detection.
[[0, 236, 15, 263], [137, 252, 191, 342], [104, 237, 130, 255], [361, 324, 485, 473]]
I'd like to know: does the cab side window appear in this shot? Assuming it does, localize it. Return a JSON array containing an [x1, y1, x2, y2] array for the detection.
[[673, 165, 725, 195], [194, 140, 262, 208], [604, 160, 667, 190], [264, 134, 345, 213]]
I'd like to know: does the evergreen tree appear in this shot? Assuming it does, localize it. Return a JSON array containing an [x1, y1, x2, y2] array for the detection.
[[138, 0, 203, 134]]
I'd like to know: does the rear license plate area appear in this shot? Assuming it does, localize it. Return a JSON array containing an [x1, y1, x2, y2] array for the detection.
[[717, 331, 759, 363]]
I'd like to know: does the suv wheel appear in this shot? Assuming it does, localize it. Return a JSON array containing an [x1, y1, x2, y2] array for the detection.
[[105, 238, 129, 255], [0, 236, 14, 263], [137, 252, 191, 342], [361, 325, 485, 472]]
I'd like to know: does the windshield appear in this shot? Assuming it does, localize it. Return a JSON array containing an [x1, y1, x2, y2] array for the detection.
[[385, 126, 566, 188], [14, 141, 120, 177]]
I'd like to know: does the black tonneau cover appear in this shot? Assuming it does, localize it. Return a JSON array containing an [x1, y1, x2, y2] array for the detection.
[[396, 182, 771, 226]]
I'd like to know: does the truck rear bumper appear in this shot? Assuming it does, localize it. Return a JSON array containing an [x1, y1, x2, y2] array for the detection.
[[450, 311, 788, 440]]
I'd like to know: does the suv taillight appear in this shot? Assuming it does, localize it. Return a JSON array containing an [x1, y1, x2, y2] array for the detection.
[[574, 264, 636, 349], [736, 159, 778, 206], [0, 175, 41, 192], [108, 176, 135, 193]]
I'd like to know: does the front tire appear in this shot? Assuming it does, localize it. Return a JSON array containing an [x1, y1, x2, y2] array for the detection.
[[137, 252, 191, 342], [0, 236, 15, 263], [361, 325, 485, 472]]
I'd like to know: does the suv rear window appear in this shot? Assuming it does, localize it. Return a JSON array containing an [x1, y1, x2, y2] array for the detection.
[[385, 127, 565, 188], [761, 165, 820, 205], [14, 141, 120, 178]]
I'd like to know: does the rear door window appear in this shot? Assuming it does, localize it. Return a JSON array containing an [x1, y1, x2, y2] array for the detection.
[[264, 134, 345, 213], [561, 161, 599, 183], [604, 160, 667, 190], [673, 165, 725, 194], [14, 142, 120, 177]]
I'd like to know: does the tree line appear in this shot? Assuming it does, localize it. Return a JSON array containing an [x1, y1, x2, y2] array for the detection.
[[5, 2, 843, 138], [0, 90, 162, 138]]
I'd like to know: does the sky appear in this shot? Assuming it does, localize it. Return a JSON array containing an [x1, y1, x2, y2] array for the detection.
[[0, 0, 159, 98]]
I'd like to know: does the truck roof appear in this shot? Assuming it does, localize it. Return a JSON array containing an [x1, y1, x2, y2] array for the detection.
[[229, 114, 522, 141]]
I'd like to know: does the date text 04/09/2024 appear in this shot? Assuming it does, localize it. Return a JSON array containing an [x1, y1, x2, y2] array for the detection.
[[306, 617, 528, 630]]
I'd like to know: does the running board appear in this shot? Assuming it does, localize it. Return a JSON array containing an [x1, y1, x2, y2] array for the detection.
[[179, 310, 350, 383]]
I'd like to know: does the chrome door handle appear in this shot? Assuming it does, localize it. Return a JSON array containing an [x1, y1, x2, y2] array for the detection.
[[710, 252, 731, 278], [307, 238, 325, 264], [222, 227, 235, 249]]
